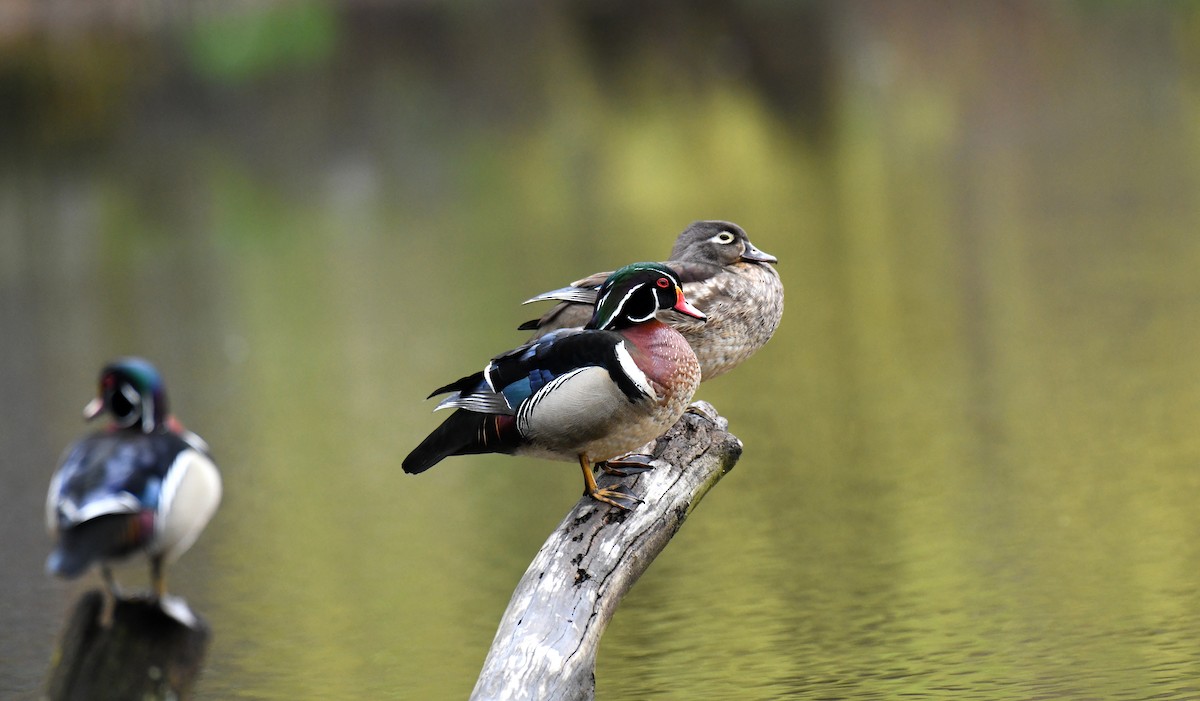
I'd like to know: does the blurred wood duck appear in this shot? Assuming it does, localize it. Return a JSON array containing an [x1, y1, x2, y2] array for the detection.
[[520, 220, 783, 381], [403, 262, 706, 509], [46, 358, 222, 602]]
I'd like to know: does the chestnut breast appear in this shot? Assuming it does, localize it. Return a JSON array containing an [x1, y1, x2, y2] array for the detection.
[[618, 320, 701, 402]]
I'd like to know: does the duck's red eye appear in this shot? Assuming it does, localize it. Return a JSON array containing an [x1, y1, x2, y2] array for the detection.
[[656, 277, 671, 288]]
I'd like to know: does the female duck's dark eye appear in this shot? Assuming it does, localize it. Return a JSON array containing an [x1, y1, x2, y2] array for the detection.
[[656, 277, 671, 288], [714, 231, 735, 244]]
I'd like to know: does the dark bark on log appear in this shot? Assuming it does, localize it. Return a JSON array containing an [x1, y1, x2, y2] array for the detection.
[[471, 401, 742, 701], [45, 590, 210, 701]]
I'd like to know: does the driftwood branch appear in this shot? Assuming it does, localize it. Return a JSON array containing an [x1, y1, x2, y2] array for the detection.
[[45, 591, 210, 701], [471, 401, 743, 701]]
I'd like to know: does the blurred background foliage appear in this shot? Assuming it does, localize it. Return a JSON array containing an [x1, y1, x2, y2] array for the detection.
[[2, 1, 1200, 699], [186, 1, 339, 82]]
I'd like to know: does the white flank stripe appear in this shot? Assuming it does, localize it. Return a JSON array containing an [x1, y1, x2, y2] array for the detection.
[[70, 493, 142, 523], [516, 367, 589, 435]]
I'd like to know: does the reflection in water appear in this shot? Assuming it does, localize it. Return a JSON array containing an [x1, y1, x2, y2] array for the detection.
[[2, 3, 1199, 699]]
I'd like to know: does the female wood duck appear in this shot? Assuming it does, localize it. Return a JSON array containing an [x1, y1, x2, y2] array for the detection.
[[404, 262, 706, 509], [520, 220, 783, 381], [46, 358, 222, 601]]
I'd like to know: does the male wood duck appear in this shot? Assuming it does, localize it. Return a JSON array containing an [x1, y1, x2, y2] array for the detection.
[[46, 358, 222, 602], [403, 262, 706, 509], [520, 220, 783, 381]]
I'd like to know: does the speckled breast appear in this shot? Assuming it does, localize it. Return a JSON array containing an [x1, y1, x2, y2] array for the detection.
[[667, 262, 784, 380]]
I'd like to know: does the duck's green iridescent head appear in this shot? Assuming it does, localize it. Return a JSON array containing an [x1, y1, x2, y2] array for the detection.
[[587, 262, 706, 331], [84, 357, 168, 433]]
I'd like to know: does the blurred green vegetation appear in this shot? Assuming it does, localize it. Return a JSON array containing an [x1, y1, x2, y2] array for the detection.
[[185, 1, 339, 83]]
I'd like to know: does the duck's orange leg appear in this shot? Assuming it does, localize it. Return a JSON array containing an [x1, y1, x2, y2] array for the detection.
[[579, 455, 642, 510]]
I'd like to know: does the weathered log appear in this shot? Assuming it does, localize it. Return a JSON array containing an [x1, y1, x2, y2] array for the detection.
[[45, 590, 210, 701], [471, 401, 743, 701]]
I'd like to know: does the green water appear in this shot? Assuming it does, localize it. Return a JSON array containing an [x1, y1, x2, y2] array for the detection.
[[2, 3, 1199, 699]]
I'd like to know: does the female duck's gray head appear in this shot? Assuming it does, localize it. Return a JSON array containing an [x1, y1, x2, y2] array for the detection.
[[83, 357, 168, 433], [587, 262, 707, 331], [669, 220, 778, 267]]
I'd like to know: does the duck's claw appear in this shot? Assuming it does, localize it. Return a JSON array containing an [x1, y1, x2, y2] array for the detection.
[[599, 453, 656, 476], [588, 485, 643, 511], [580, 454, 643, 510]]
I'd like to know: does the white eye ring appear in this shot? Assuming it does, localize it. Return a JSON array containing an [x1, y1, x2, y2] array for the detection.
[[711, 231, 736, 244]]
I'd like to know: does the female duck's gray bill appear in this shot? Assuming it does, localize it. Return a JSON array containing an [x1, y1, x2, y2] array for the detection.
[[741, 242, 778, 264]]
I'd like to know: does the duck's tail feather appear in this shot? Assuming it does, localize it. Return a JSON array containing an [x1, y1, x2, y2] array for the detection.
[[427, 371, 486, 399], [46, 512, 149, 579], [402, 410, 519, 474]]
